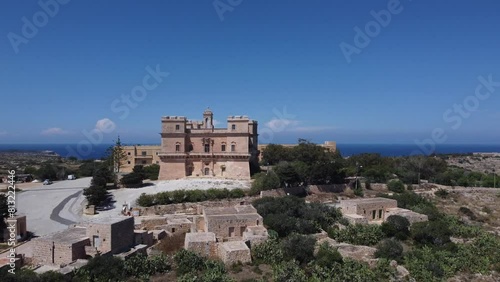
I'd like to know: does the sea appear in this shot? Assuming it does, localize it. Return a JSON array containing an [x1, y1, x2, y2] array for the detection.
[[0, 143, 499, 160]]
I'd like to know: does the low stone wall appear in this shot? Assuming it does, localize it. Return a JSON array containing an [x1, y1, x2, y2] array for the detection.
[[137, 197, 258, 216], [309, 184, 346, 193]]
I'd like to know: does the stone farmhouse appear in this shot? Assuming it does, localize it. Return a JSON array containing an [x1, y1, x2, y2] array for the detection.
[[339, 197, 428, 224], [141, 203, 268, 265], [31, 217, 155, 267]]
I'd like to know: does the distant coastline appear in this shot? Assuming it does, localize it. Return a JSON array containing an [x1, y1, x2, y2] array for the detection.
[[0, 143, 499, 160]]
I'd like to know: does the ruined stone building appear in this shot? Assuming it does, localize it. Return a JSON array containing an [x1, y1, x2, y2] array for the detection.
[[202, 205, 263, 241], [139, 203, 268, 265], [32, 217, 153, 267], [339, 197, 428, 225], [158, 109, 259, 180]]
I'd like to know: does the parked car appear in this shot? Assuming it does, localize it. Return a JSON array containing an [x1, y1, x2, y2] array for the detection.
[[43, 179, 52, 185], [67, 175, 76, 180]]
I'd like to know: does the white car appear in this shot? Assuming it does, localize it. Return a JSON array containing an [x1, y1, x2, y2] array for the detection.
[[43, 179, 53, 185]]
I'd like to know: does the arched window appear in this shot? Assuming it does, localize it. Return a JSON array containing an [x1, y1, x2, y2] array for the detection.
[[231, 142, 236, 152], [175, 142, 181, 152], [204, 167, 210, 176], [221, 142, 226, 152]]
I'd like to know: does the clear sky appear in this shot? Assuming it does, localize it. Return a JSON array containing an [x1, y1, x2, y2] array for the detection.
[[1, 0, 499, 145]]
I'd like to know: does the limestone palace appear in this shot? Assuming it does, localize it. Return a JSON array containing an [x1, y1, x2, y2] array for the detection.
[[157, 109, 259, 180]]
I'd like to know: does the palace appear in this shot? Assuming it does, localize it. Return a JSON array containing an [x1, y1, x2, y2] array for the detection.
[[157, 109, 259, 180]]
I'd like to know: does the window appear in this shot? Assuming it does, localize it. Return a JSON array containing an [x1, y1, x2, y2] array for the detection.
[[372, 210, 376, 220], [175, 124, 180, 130], [175, 144, 180, 152], [204, 167, 210, 176], [155, 152, 159, 155], [379, 209, 383, 219], [127, 161, 131, 164], [142, 151, 146, 156], [127, 152, 131, 155], [204, 144, 210, 153], [231, 124, 236, 130], [221, 144, 226, 152], [142, 160, 147, 164], [231, 144, 236, 152]]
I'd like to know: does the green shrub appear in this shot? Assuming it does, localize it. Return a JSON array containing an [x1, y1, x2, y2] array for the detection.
[[124, 254, 170, 278], [74, 255, 125, 281], [387, 180, 405, 193], [174, 249, 205, 276], [315, 242, 343, 268], [251, 238, 284, 264], [272, 260, 307, 282], [136, 193, 155, 207], [434, 188, 449, 198], [250, 172, 280, 195], [120, 172, 143, 188], [411, 220, 452, 247], [375, 239, 404, 262], [328, 224, 384, 246]]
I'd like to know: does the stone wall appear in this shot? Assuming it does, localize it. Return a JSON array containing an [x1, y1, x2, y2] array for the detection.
[[159, 161, 186, 180], [32, 238, 90, 266], [137, 197, 258, 216], [134, 230, 154, 247], [110, 218, 135, 253], [84, 217, 135, 254], [218, 241, 251, 265], [205, 216, 260, 239], [185, 232, 217, 258]]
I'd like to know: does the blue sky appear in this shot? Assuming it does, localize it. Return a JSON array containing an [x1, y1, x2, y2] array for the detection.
[[1, 0, 499, 145]]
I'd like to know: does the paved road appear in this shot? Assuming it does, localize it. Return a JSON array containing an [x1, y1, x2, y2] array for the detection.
[[16, 177, 91, 236]]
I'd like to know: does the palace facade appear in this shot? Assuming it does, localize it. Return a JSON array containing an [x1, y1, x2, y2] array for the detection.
[[158, 109, 259, 180]]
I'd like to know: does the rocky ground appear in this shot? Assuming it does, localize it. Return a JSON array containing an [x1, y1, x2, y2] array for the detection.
[[446, 153, 500, 174]]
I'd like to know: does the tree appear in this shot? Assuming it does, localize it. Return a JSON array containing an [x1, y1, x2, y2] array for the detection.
[[381, 215, 410, 240], [261, 144, 291, 165], [83, 185, 108, 206], [108, 136, 127, 174], [250, 171, 280, 195], [281, 233, 316, 264], [35, 163, 58, 180]]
